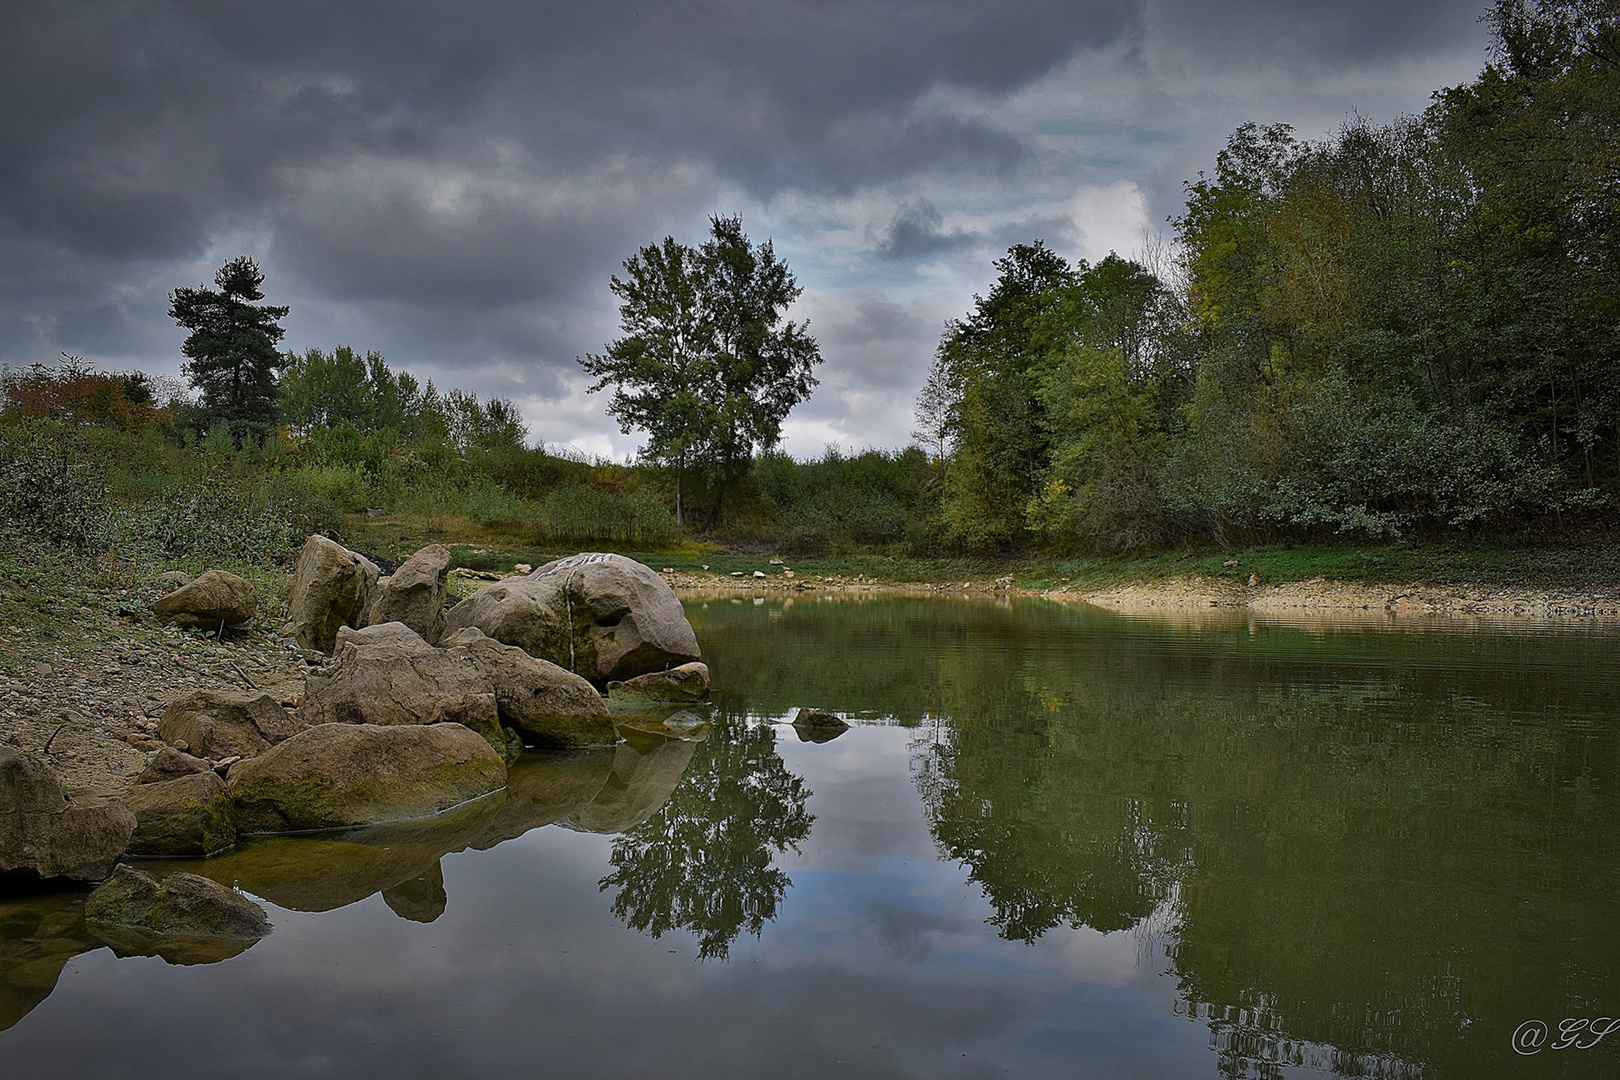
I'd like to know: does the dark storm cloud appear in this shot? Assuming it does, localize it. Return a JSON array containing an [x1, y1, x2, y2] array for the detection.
[[876, 201, 978, 261], [0, 0, 1494, 448]]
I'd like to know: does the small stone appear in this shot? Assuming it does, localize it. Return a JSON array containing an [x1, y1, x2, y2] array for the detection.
[[753, 571, 766, 579], [512, 564, 532, 574]]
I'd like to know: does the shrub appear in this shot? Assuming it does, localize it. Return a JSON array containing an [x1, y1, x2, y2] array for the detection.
[[531, 485, 676, 546]]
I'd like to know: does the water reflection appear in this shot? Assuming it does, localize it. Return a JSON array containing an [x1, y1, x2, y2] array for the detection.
[[0, 890, 99, 1033], [3, 596, 1617, 1079], [600, 718, 813, 959], [692, 596, 1620, 1078]]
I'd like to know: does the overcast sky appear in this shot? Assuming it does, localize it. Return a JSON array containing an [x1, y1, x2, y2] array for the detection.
[[1, 0, 1493, 459]]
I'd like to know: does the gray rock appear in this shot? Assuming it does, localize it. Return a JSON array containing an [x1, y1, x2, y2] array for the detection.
[[288, 535, 381, 654], [608, 661, 710, 703], [136, 747, 212, 784], [84, 866, 269, 964], [442, 552, 700, 684], [367, 543, 452, 644], [155, 570, 193, 591], [298, 624, 514, 763], [150, 570, 258, 629], [442, 627, 615, 747], [158, 689, 305, 761], [122, 771, 237, 857], [333, 621, 435, 654], [0, 747, 133, 882], [228, 722, 507, 833], [793, 707, 850, 743]]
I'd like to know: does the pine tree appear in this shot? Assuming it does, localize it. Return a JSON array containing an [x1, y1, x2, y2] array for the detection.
[[168, 256, 289, 429]]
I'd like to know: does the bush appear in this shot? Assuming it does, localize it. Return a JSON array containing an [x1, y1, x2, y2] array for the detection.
[[531, 485, 676, 546], [0, 422, 112, 549]]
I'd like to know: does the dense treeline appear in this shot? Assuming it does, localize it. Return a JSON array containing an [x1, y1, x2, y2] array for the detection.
[[923, 0, 1620, 550], [4, 1, 1612, 561]]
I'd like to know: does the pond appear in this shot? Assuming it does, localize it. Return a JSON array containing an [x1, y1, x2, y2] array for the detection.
[[2, 596, 1617, 1078]]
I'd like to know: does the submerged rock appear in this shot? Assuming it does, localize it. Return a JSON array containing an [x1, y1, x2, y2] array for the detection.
[[442, 552, 700, 684], [228, 722, 507, 834], [443, 627, 615, 747], [792, 708, 850, 743], [150, 570, 258, 629], [158, 689, 304, 761], [607, 661, 710, 703], [122, 771, 237, 858], [367, 543, 452, 644], [0, 748, 133, 882], [84, 865, 269, 965], [289, 535, 381, 654]]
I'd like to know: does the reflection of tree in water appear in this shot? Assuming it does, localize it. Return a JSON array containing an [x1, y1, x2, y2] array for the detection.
[[599, 719, 813, 959], [915, 711, 1187, 943]]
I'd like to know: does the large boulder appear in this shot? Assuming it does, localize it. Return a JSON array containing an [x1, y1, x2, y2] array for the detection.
[[299, 622, 514, 763], [0, 747, 133, 882], [150, 570, 258, 629], [158, 689, 304, 760], [122, 771, 236, 858], [228, 722, 507, 834], [84, 865, 270, 965], [443, 627, 615, 747], [289, 535, 380, 654], [442, 552, 700, 684], [367, 543, 452, 643], [608, 661, 710, 703]]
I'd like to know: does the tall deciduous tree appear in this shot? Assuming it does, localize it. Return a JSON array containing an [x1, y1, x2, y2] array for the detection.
[[581, 215, 821, 526], [168, 256, 289, 430]]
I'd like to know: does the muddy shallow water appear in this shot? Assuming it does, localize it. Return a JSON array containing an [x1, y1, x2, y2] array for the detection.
[[3, 596, 1617, 1079]]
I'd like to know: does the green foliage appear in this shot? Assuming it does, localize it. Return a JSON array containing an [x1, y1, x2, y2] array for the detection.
[[581, 214, 822, 524], [530, 485, 677, 546], [754, 446, 935, 552], [920, 2, 1620, 550], [0, 422, 112, 550]]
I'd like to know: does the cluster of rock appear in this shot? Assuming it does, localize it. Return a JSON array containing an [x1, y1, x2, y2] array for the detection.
[[4, 541, 708, 918]]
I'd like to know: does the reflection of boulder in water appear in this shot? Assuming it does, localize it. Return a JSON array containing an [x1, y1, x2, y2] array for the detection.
[[86, 923, 260, 967], [145, 792, 503, 916], [471, 748, 616, 850], [792, 708, 849, 743], [381, 863, 447, 923], [0, 888, 102, 1032], [562, 733, 698, 835], [83, 866, 271, 967]]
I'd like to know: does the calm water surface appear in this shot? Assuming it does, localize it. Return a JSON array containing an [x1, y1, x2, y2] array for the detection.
[[3, 597, 1617, 1078]]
